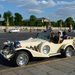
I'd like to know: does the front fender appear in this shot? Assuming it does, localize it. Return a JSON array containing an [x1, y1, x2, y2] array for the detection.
[[15, 47, 49, 57]]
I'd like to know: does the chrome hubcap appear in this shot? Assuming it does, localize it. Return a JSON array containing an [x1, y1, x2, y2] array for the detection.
[[17, 54, 28, 66], [66, 48, 72, 57]]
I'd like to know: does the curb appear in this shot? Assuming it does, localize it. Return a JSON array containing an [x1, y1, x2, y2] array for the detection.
[[0, 56, 75, 73]]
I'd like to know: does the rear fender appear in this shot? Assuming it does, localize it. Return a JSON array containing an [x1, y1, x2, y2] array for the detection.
[[61, 44, 74, 51]]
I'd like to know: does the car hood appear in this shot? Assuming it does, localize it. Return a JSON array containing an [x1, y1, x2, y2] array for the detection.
[[19, 37, 47, 47]]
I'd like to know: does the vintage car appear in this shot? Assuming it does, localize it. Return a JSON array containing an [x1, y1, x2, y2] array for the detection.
[[0, 33, 75, 66]]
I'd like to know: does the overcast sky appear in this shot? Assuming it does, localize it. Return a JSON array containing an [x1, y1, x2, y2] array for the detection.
[[0, 0, 75, 21]]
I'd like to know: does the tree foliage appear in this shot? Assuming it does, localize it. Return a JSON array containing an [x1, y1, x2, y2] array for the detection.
[[0, 14, 2, 25], [22, 21, 28, 26], [0, 14, 1, 18], [28, 21, 36, 26], [1, 11, 75, 27], [65, 17, 74, 27], [43, 22, 49, 26], [14, 13, 23, 25], [3, 10, 15, 26], [51, 21, 57, 27], [57, 19, 63, 27], [36, 21, 43, 26], [3, 10, 12, 21], [30, 15, 36, 21]]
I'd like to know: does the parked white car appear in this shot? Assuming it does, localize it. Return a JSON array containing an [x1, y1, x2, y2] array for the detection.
[[0, 33, 75, 66], [9, 29, 20, 33], [68, 29, 75, 32]]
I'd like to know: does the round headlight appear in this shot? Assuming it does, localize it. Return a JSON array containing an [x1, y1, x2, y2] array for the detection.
[[14, 41, 21, 48], [43, 45, 50, 54]]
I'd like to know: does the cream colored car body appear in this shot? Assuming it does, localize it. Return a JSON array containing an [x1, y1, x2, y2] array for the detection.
[[0, 33, 75, 61], [17, 38, 74, 57]]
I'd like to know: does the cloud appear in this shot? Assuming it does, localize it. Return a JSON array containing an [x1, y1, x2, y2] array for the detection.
[[0, 0, 36, 3], [17, 0, 75, 16], [0, 5, 4, 9], [17, 0, 75, 9], [1, 0, 75, 19], [17, 0, 57, 9], [0, 0, 5, 1], [49, 2, 75, 21], [26, 9, 44, 14]]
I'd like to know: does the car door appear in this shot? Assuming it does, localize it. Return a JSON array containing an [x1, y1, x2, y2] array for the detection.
[[49, 43, 62, 54]]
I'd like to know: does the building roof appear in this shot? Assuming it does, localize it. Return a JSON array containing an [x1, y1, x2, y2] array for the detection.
[[23, 17, 49, 21], [36, 17, 47, 21]]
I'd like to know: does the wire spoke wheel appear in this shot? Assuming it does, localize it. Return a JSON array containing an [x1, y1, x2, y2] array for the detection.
[[17, 54, 28, 66], [14, 51, 29, 66], [65, 47, 73, 57]]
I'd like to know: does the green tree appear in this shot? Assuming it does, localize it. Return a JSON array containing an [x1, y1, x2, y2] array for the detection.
[[30, 15, 36, 21], [3, 10, 15, 26], [28, 21, 36, 26], [43, 22, 49, 26], [51, 21, 57, 27], [65, 17, 74, 27], [29, 21, 36, 26], [3, 10, 12, 20], [62, 22, 65, 27], [36, 21, 43, 26], [57, 19, 63, 27], [14, 13, 23, 25], [2, 21, 6, 26], [9, 16, 15, 26], [0, 14, 2, 25], [0, 14, 1, 18], [73, 22, 75, 29], [22, 21, 28, 26]]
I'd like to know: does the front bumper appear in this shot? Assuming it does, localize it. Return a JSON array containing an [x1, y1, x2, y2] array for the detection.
[[0, 51, 10, 61]]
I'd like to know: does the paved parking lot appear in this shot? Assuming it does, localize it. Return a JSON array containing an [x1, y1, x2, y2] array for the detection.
[[0, 56, 75, 75]]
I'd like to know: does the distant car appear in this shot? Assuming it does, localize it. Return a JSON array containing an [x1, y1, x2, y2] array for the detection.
[[9, 29, 20, 33], [68, 29, 75, 32], [44, 29, 52, 32]]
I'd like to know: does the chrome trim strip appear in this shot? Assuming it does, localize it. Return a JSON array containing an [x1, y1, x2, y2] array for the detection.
[[49, 53, 61, 57], [0, 52, 10, 61]]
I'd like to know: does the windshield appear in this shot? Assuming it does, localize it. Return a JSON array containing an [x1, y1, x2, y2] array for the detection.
[[36, 33, 50, 40]]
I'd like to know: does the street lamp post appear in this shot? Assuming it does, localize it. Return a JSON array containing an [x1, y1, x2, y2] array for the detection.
[[60, 21, 62, 30], [65, 22, 67, 32], [6, 17, 9, 32]]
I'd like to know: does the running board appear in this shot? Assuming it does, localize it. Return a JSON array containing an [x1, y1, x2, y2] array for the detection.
[[49, 53, 61, 57]]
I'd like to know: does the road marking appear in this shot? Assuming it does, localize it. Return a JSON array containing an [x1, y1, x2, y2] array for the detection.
[[0, 70, 6, 73], [12, 64, 37, 70], [0, 56, 75, 73]]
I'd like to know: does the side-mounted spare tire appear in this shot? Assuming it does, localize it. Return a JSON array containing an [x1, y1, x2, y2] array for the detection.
[[14, 51, 29, 66]]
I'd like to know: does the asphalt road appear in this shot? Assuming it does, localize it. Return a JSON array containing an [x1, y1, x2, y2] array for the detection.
[[0, 32, 75, 70]]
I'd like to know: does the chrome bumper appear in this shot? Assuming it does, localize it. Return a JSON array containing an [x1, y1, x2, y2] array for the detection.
[[0, 52, 10, 61]]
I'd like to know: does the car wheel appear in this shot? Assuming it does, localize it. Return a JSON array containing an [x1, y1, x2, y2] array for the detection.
[[14, 51, 29, 66], [64, 46, 73, 57]]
